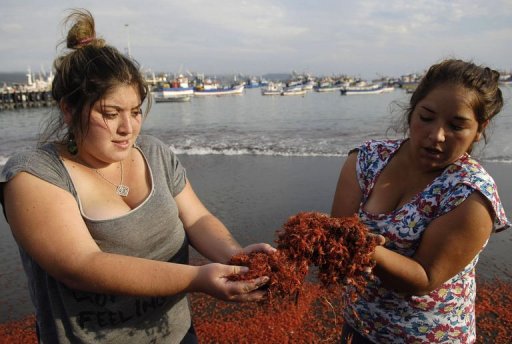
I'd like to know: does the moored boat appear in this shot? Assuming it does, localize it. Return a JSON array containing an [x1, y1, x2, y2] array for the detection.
[[313, 77, 346, 93], [152, 87, 194, 102], [381, 85, 395, 93], [194, 84, 245, 96], [302, 80, 315, 91], [499, 75, 512, 86], [151, 74, 194, 102], [244, 77, 262, 89], [281, 85, 306, 96], [340, 82, 386, 95], [314, 84, 343, 92], [261, 81, 283, 96], [153, 94, 192, 102]]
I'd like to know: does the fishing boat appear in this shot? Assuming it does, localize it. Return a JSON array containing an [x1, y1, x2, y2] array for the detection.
[[261, 81, 283, 96], [152, 87, 193, 102], [281, 85, 306, 96], [340, 82, 386, 95], [244, 77, 262, 89], [151, 74, 194, 102], [302, 80, 315, 91], [499, 75, 512, 86], [381, 85, 395, 93], [314, 84, 343, 92], [313, 77, 347, 93], [194, 84, 245, 96], [153, 93, 192, 102]]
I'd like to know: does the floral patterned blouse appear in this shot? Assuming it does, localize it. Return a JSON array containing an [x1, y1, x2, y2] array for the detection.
[[343, 139, 510, 344]]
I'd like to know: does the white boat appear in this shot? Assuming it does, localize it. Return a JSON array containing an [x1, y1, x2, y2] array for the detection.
[[261, 82, 283, 96], [151, 74, 194, 102], [245, 77, 262, 89], [152, 87, 194, 102], [302, 80, 315, 91], [194, 84, 245, 96], [340, 82, 386, 95], [153, 94, 192, 102], [281, 85, 306, 96], [314, 84, 343, 92], [499, 79, 512, 86]]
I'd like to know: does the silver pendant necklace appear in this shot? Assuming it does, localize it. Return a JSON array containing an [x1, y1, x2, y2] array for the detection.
[[94, 161, 130, 197]]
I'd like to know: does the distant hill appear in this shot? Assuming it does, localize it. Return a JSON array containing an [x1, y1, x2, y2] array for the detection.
[[262, 73, 292, 81], [0, 72, 27, 85]]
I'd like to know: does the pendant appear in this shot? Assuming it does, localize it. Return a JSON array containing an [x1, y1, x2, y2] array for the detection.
[[116, 184, 130, 197]]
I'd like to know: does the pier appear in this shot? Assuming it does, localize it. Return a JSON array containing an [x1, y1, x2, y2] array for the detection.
[[0, 67, 56, 111], [0, 89, 55, 111]]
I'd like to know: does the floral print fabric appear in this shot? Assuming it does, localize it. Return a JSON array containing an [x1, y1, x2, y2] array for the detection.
[[343, 139, 510, 344]]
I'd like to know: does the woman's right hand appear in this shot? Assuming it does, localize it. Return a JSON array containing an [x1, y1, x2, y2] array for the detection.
[[191, 263, 269, 302]]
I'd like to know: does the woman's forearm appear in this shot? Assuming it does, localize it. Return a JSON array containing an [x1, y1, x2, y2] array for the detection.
[[60, 251, 201, 296], [185, 214, 242, 264], [373, 246, 433, 296]]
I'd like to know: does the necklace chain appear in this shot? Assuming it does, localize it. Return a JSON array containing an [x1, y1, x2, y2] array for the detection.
[[93, 161, 130, 197], [70, 153, 130, 197]]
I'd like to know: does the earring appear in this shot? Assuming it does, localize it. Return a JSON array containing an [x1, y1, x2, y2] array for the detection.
[[67, 133, 78, 155]]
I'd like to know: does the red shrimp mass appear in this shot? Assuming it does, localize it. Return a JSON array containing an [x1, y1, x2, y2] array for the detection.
[[228, 212, 379, 303]]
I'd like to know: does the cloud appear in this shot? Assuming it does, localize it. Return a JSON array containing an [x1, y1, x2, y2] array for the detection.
[[0, 0, 511, 78], [1, 23, 24, 33]]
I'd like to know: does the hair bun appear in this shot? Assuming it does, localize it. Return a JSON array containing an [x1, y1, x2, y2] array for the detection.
[[69, 36, 106, 49], [64, 9, 105, 50]]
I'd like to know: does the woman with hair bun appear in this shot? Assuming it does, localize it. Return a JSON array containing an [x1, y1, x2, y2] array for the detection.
[[0, 9, 273, 343], [332, 59, 510, 343]]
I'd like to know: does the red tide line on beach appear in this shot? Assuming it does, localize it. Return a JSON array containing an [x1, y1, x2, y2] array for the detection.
[[191, 281, 342, 343], [475, 279, 512, 343], [1, 279, 512, 343], [0, 315, 37, 344]]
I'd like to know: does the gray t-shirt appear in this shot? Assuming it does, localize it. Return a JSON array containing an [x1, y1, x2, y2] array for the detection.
[[0, 135, 192, 343]]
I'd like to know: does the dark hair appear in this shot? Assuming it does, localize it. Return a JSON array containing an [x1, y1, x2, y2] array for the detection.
[[402, 59, 503, 144], [41, 8, 151, 145]]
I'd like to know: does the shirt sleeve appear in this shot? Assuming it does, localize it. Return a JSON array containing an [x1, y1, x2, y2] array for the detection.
[[168, 150, 186, 197], [438, 166, 511, 233], [1, 148, 74, 220]]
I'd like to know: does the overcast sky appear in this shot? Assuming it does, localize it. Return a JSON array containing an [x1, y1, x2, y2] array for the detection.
[[1, 0, 511, 79]]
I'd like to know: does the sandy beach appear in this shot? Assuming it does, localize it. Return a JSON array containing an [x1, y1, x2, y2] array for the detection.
[[1, 155, 511, 341]]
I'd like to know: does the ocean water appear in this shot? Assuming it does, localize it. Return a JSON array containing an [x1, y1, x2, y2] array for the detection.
[[2, 86, 512, 165]]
